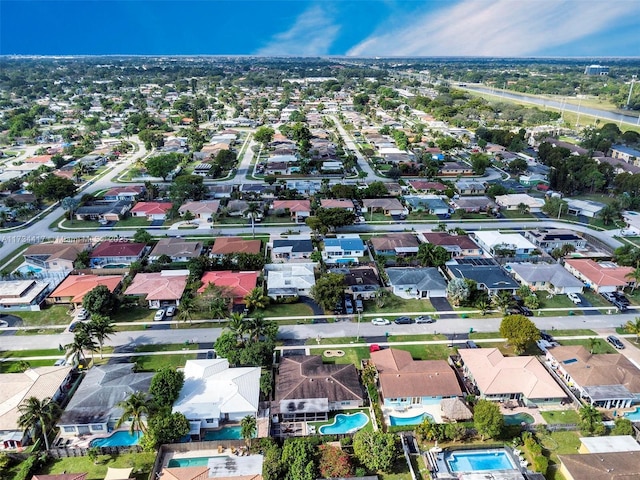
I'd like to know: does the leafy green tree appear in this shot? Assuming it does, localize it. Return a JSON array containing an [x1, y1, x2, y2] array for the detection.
[[240, 415, 256, 448], [598, 203, 621, 226], [316, 207, 356, 231], [499, 314, 540, 355], [318, 444, 353, 478], [417, 243, 449, 267], [83, 284, 118, 316], [115, 391, 152, 435], [65, 328, 97, 363], [624, 317, 640, 343], [214, 331, 242, 365], [133, 228, 153, 244], [254, 126, 275, 147], [470, 153, 491, 175], [524, 294, 540, 309], [145, 154, 180, 180], [149, 367, 185, 407], [170, 174, 207, 203], [612, 417, 634, 436], [626, 268, 640, 293], [61, 196, 79, 223], [281, 438, 317, 480], [32, 175, 77, 201], [244, 287, 269, 312], [446, 277, 470, 307], [473, 399, 503, 440], [542, 196, 568, 218], [494, 291, 514, 314], [579, 404, 605, 436], [353, 430, 400, 473], [143, 410, 190, 450], [310, 273, 346, 312], [261, 439, 284, 480], [17, 396, 60, 450]]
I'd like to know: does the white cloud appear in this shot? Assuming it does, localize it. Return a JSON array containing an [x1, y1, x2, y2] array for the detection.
[[348, 0, 640, 56], [256, 5, 340, 56]]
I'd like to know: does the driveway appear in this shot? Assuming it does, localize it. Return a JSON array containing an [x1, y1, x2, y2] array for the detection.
[[0, 314, 23, 336], [576, 293, 600, 316], [430, 297, 459, 319], [299, 296, 326, 322]]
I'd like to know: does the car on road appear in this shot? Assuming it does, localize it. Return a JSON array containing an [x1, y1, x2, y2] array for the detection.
[[153, 309, 166, 321], [606, 335, 625, 349], [567, 293, 581, 304], [394, 316, 413, 325], [165, 305, 176, 317], [415, 315, 435, 324], [371, 318, 390, 326]]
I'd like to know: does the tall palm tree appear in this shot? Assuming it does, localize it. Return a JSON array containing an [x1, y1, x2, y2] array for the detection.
[[115, 391, 151, 435], [245, 202, 261, 239], [624, 317, 640, 344], [244, 287, 268, 312], [240, 415, 256, 448], [625, 267, 640, 293], [588, 337, 599, 354], [245, 315, 268, 342], [87, 314, 116, 359], [494, 291, 514, 314], [226, 312, 247, 343], [177, 296, 196, 326], [65, 328, 97, 364], [17, 396, 60, 450]]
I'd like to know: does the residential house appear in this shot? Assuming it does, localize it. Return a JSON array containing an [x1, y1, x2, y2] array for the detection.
[[49, 275, 122, 307], [225, 200, 250, 217], [320, 199, 355, 211], [192, 163, 212, 177], [525, 229, 587, 253], [577, 435, 640, 454], [198, 271, 259, 305], [507, 263, 584, 294], [271, 200, 311, 223], [271, 239, 314, 262], [370, 233, 420, 257], [403, 196, 449, 215], [210, 237, 261, 258], [58, 363, 153, 438], [264, 263, 316, 300], [385, 182, 403, 196], [447, 259, 520, 296], [124, 270, 189, 308], [563, 259, 635, 293], [322, 236, 365, 264], [23, 243, 89, 271], [494, 194, 545, 212], [408, 180, 446, 194], [148, 238, 203, 263], [440, 162, 473, 176], [89, 241, 146, 268], [77, 154, 106, 168], [362, 198, 405, 216], [130, 201, 173, 221], [610, 144, 640, 165], [75, 200, 131, 222], [371, 349, 461, 410], [472, 231, 538, 258], [102, 186, 145, 202], [458, 348, 566, 406], [622, 211, 640, 235], [0, 280, 51, 311], [386, 267, 447, 299], [273, 355, 364, 422], [31, 474, 88, 480], [546, 345, 640, 408], [173, 359, 260, 434], [1, 366, 73, 448], [330, 266, 381, 300], [455, 180, 486, 195], [422, 232, 483, 258], [207, 184, 234, 199], [558, 452, 640, 480], [450, 196, 496, 213], [564, 199, 606, 218], [178, 200, 220, 222]]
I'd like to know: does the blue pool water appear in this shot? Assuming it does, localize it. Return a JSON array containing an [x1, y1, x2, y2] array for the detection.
[[446, 449, 518, 472], [203, 426, 244, 441], [389, 412, 435, 426], [623, 407, 640, 421], [168, 457, 215, 468], [319, 412, 369, 435], [15, 265, 42, 275], [90, 430, 142, 447], [503, 412, 535, 425]]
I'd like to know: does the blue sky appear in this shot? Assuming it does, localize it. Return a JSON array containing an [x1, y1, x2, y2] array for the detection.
[[1, 0, 639, 57]]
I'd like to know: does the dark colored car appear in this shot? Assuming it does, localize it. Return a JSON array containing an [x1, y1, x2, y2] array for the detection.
[[394, 316, 413, 325], [519, 305, 533, 316], [607, 335, 625, 349], [540, 331, 554, 342]]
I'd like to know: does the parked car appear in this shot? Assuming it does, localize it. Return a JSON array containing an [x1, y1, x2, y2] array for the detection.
[[371, 318, 390, 326], [369, 344, 381, 352], [567, 293, 581, 304], [355, 299, 363, 312], [165, 305, 176, 317], [76, 308, 89, 321], [415, 315, 435, 324], [54, 358, 66, 366], [518, 305, 533, 316], [540, 331, 555, 342], [465, 340, 479, 349], [206, 350, 216, 359], [606, 335, 625, 349], [153, 309, 166, 321], [394, 316, 413, 325], [68, 322, 80, 332]]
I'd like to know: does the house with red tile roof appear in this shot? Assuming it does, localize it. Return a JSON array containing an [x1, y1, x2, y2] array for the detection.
[[563, 259, 635, 293], [408, 180, 447, 193], [271, 200, 311, 223], [210, 237, 261, 258], [130, 201, 173, 221], [89, 241, 146, 268], [49, 275, 123, 306], [320, 199, 355, 211], [124, 270, 189, 308], [198, 271, 259, 304]]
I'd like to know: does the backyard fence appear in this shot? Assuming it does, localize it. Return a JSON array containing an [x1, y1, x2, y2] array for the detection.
[[47, 445, 143, 458]]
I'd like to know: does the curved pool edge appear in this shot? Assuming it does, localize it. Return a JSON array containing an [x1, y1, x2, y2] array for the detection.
[[318, 412, 369, 435]]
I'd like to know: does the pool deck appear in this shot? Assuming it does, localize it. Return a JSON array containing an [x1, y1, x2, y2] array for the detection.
[[499, 404, 546, 425], [161, 449, 263, 477], [383, 404, 443, 425], [428, 448, 527, 480]]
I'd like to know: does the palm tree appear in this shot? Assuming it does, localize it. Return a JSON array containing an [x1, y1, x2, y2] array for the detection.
[[226, 312, 247, 343], [517, 203, 529, 215], [476, 298, 492, 316], [624, 317, 640, 344], [240, 415, 256, 448], [115, 391, 151, 435], [87, 314, 116, 359], [494, 291, 514, 314], [245, 315, 269, 342], [625, 267, 640, 293], [177, 297, 196, 326], [65, 329, 97, 364], [245, 202, 261, 239], [244, 287, 269, 312], [375, 288, 390, 308], [588, 337, 599, 354], [17, 396, 60, 450]]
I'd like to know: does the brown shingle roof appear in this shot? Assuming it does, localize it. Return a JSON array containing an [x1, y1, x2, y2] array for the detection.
[[423, 232, 479, 250], [558, 451, 640, 479], [370, 233, 419, 251], [32, 474, 88, 480], [211, 237, 261, 255], [23, 243, 88, 262], [90, 241, 146, 258], [159, 467, 209, 480]]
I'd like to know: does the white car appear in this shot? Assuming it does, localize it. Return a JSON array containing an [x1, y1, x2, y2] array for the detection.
[[76, 308, 89, 321], [153, 309, 166, 321], [165, 305, 176, 317], [567, 293, 581, 304], [371, 317, 390, 326]]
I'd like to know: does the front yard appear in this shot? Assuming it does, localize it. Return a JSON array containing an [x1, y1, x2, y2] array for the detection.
[[364, 295, 435, 315]]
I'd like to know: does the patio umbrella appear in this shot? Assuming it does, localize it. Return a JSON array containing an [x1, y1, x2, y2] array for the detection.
[[440, 398, 472, 421]]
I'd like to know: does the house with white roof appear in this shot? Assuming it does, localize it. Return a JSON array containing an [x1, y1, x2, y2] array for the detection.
[[494, 194, 545, 212], [264, 263, 316, 300], [172, 359, 260, 436], [564, 199, 605, 218], [472, 231, 538, 258]]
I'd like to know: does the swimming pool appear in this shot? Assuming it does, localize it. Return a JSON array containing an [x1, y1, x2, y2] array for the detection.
[[319, 412, 369, 435], [14, 265, 42, 275], [168, 457, 216, 468], [89, 430, 142, 448], [623, 406, 640, 421], [389, 412, 435, 426], [503, 412, 535, 426], [446, 449, 518, 473], [203, 426, 248, 441]]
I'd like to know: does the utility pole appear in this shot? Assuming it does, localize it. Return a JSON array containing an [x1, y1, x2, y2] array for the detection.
[[626, 75, 637, 109]]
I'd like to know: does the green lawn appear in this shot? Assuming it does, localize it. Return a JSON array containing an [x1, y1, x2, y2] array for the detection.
[[393, 343, 452, 361], [0, 358, 55, 372], [558, 338, 616, 354], [59, 218, 102, 229], [550, 329, 597, 336], [364, 296, 435, 315], [115, 217, 153, 227], [134, 351, 198, 371], [500, 210, 536, 219], [0, 244, 31, 272], [40, 452, 157, 480], [259, 302, 314, 318], [134, 343, 199, 353], [580, 290, 612, 308], [112, 306, 155, 323], [540, 410, 581, 425], [312, 346, 370, 366], [535, 292, 576, 309], [16, 305, 72, 326], [542, 430, 582, 480]]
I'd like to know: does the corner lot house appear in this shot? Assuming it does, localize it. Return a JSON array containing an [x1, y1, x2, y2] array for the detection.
[[507, 263, 584, 294], [386, 267, 447, 299], [148, 238, 203, 263], [49, 275, 122, 307], [58, 363, 153, 438], [1, 366, 72, 449], [124, 270, 189, 308], [546, 345, 640, 408], [89, 241, 146, 268], [565, 198, 605, 218], [0, 279, 51, 311], [525, 229, 586, 253], [264, 263, 316, 300], [458, 348, 566, 406], [173, 359, 260, 435], [563, 259, 635, 293], [23, 243, 89, 271], [273, 355, 363, 422]]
